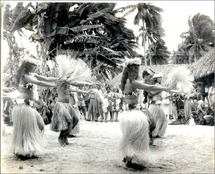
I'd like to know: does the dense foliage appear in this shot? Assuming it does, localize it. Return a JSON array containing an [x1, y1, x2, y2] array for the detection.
[[173, 13, 214, 64], [3, 2, 140, 80]]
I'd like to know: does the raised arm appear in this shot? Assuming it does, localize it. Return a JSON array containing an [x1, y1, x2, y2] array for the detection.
[[34, 74, 58, 82], [23, 75, 56, 87]]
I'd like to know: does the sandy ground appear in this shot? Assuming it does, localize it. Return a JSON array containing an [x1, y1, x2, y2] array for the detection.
[[1, 118, 214, 174]]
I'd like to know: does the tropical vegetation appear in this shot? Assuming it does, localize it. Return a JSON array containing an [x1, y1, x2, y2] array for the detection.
[[2, 2, 214, 85], [115, 3, 169, 65], [173, 13, 214, 64], [2, 2, 140, 82]]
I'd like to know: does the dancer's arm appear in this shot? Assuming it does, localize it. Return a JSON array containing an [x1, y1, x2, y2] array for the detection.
[[70, 88, 91, 94], [34, 74, 58, 82], [132, 80, 178, 94], [23, 75, 56, 87], [68, 80, 94, 87]]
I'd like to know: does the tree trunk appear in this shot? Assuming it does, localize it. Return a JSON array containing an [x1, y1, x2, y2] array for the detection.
[[148, 40, 152, 65]]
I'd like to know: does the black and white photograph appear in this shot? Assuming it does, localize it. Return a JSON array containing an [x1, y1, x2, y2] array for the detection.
[[1, 0, 214, 173]]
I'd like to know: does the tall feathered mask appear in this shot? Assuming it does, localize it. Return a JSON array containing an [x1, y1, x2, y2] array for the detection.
[[55, 54, 92, 83], [165, 66, 194, 94]]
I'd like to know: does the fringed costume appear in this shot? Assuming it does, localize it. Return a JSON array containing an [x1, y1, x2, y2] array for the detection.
[[119, 94, 154, 169], [51, 99, 76, 132], [148, 102, 167, 138], [10, 85, 45, 158], [69, 92, 80, 135], [50, 54, 92, 146], [148, 87, 168, 138]]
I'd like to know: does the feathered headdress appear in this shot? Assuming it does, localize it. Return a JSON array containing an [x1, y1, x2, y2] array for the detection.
[[152, 72, 163, 79], [125, 57, 141, 66], [2, 87, 21, 99], [165, 66, 194, 94], [23, 57, 41, 66], [55, 54, 92, 83], [118, 57, 142, 67]]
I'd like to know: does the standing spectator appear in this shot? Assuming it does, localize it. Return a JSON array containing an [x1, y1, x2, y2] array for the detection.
[[161, 91, 171, 121], [196, 95, 207, 125], [103, 85, 114, 122], [112, 88, 121, 122], [47, 95, 58, 123], [184, 90, 196, 124], [77, 92, 88, 120], [34, 96, 48, 124], [86, 84, 103, 122], [169, 94, 178, 121]]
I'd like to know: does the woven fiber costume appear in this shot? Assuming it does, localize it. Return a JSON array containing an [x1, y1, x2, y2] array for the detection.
[[50, 54, 92, 146]]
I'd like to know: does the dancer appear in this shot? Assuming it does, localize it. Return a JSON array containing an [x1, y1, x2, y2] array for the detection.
[[49, 55, 93, 146], [140, 69, 156, 145], [10, 57, 56, 159], [141, 69, 155, 107], [148, 73, 168, 138], [119, 58, 178, 170]]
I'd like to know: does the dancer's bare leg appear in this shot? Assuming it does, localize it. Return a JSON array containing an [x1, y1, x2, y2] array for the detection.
[[64, 115, 79, 145], [58, 131, 66, 146]]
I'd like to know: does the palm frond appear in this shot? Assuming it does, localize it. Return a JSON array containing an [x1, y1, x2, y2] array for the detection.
[[10, 2, 24, 25], [147, 3, 163, 13], [3, 4, 11, 31], [123, 6, 137, 18], [114, 5, 136, 15], [56, 24, 102, 35], [101, 46, 121, 56], [76, 3, 91, 17], [10, 9, 35, 32], [64, 34, 101, 44], [134, 12, 143, 25]]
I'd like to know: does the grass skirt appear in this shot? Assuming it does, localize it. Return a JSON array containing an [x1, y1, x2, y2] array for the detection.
[[119, 109, 154, 167], [70, 106, 80, 135], [51, 102, 76, 132], [10, 104, 44, 157], [148, 104, 168, 137]]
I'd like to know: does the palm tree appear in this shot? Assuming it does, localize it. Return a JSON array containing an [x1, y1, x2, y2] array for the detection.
[[115, 3, 164, 65], [181, 13, 214, 64], [173, 13, 214, 65], [146, 38, 170, 65]]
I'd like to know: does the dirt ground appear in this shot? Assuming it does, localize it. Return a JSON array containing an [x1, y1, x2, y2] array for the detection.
[[1, 118, 214, 174]]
